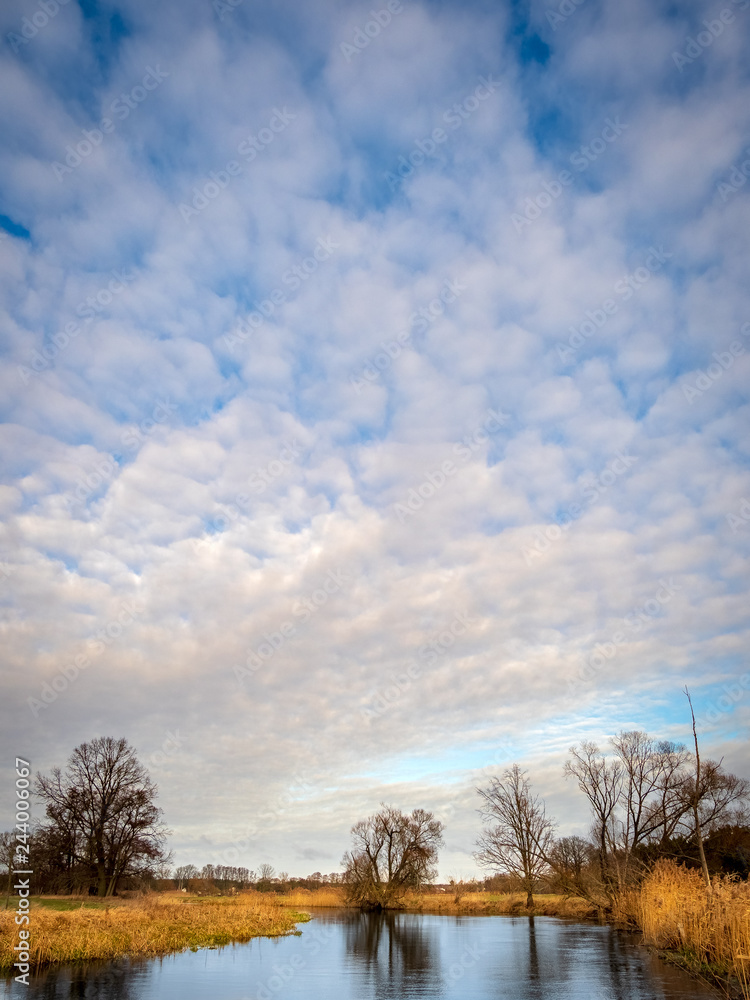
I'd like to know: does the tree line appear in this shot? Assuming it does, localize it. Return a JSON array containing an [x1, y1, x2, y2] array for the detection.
[[168, 864, 344, 893], [2, 738, 171, 898], [473, 726, 748, 910], [3, 717, 747, 905], [341, 722, 748, 909], [0, 737, 348, 898]]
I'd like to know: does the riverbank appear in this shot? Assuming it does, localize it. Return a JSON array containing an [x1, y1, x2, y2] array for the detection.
[[282, 864, 750, 999], [4, 862, 747, 996], [280, 886, 597, 919], [0, 892, 308, 970], [636, 861, 750, 1000]]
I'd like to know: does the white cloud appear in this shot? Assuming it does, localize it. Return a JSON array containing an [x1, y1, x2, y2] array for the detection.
[[0, 0, 748, 879]]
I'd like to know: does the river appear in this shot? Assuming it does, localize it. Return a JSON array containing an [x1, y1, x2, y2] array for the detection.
[[1, 908, 720, 1000]]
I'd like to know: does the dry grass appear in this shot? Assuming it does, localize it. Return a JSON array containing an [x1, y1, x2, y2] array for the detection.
[[6, 866, 748, 993], [638, 860, 750, 998], [278, 886, 596, 919], [279, 887, 346, 908], [0, 892, 308, 970], [400, 890, 597, 919]]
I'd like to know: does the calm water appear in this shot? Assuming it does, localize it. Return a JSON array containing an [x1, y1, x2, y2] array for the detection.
[[1, 909, 720, 1000]]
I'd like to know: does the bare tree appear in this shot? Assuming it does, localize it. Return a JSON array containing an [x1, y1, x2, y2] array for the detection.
[[475, 764, 555, 908], [0, 832, 15, 909], [638, 741, 692, 848], [680, 689, 749, 885], [566, 726, 749, 898], [682, 759, 749, 835], [547, 835, 595, 897], [686, 686, 711, 888], [257, 863, 275, 882], [609, 732, 698, 884], [36, 737, 170, 897], [174, 864, 198, 889], [342, 805, 443, 909], [564, 742, 622, 900]]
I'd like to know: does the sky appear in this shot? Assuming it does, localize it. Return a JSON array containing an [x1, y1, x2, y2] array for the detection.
[[0, 0, 749, 881]]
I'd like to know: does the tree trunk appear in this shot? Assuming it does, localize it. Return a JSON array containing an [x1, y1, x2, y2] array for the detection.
[[692, 800, 711, 889], [526, 889, 534, 909], [685, 687, 711, 889], [4, 864, 12, 909], [97, 861, 108, 897]]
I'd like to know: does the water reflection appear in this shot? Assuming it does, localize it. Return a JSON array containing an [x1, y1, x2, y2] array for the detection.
[[19, 956, 142, 1000], [343, 909, 441, 996], [1, 910, 722, 1000], [526, 916, 540, 997]]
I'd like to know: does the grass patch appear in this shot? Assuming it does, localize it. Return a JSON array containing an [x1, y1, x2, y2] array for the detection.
[[0, 892, 308, 970], [279, 887, 347, 908], [24, 897, 126, 912], [637, 860, 750, 999], [399, 891, 598, 919], [277, 886, 597, 919]]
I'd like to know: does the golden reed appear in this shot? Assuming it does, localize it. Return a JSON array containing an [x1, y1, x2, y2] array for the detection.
[[638, 860, 750, 998], [0, 892, 307, 970]]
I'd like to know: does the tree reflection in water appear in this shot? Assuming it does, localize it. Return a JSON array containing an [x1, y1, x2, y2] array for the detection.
[[23, 956, 140, 1000], [527, 916, 541, 997], [344, 910, 440, 995], [4, 912, 723, 1000]]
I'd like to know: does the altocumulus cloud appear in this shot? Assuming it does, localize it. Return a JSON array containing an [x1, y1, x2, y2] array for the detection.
[[0, 0, 748, 878]]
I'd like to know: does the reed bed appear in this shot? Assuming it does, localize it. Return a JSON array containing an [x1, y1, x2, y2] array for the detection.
[[279, 887, 347, 908], [0, 893, 307, 970], [638, 860, 750, 997], [401, 890, 597, 919], [278, 886, 596, 919]]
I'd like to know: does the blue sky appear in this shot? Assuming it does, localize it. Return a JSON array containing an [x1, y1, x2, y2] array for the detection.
[[0, 0, 749, 879]]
